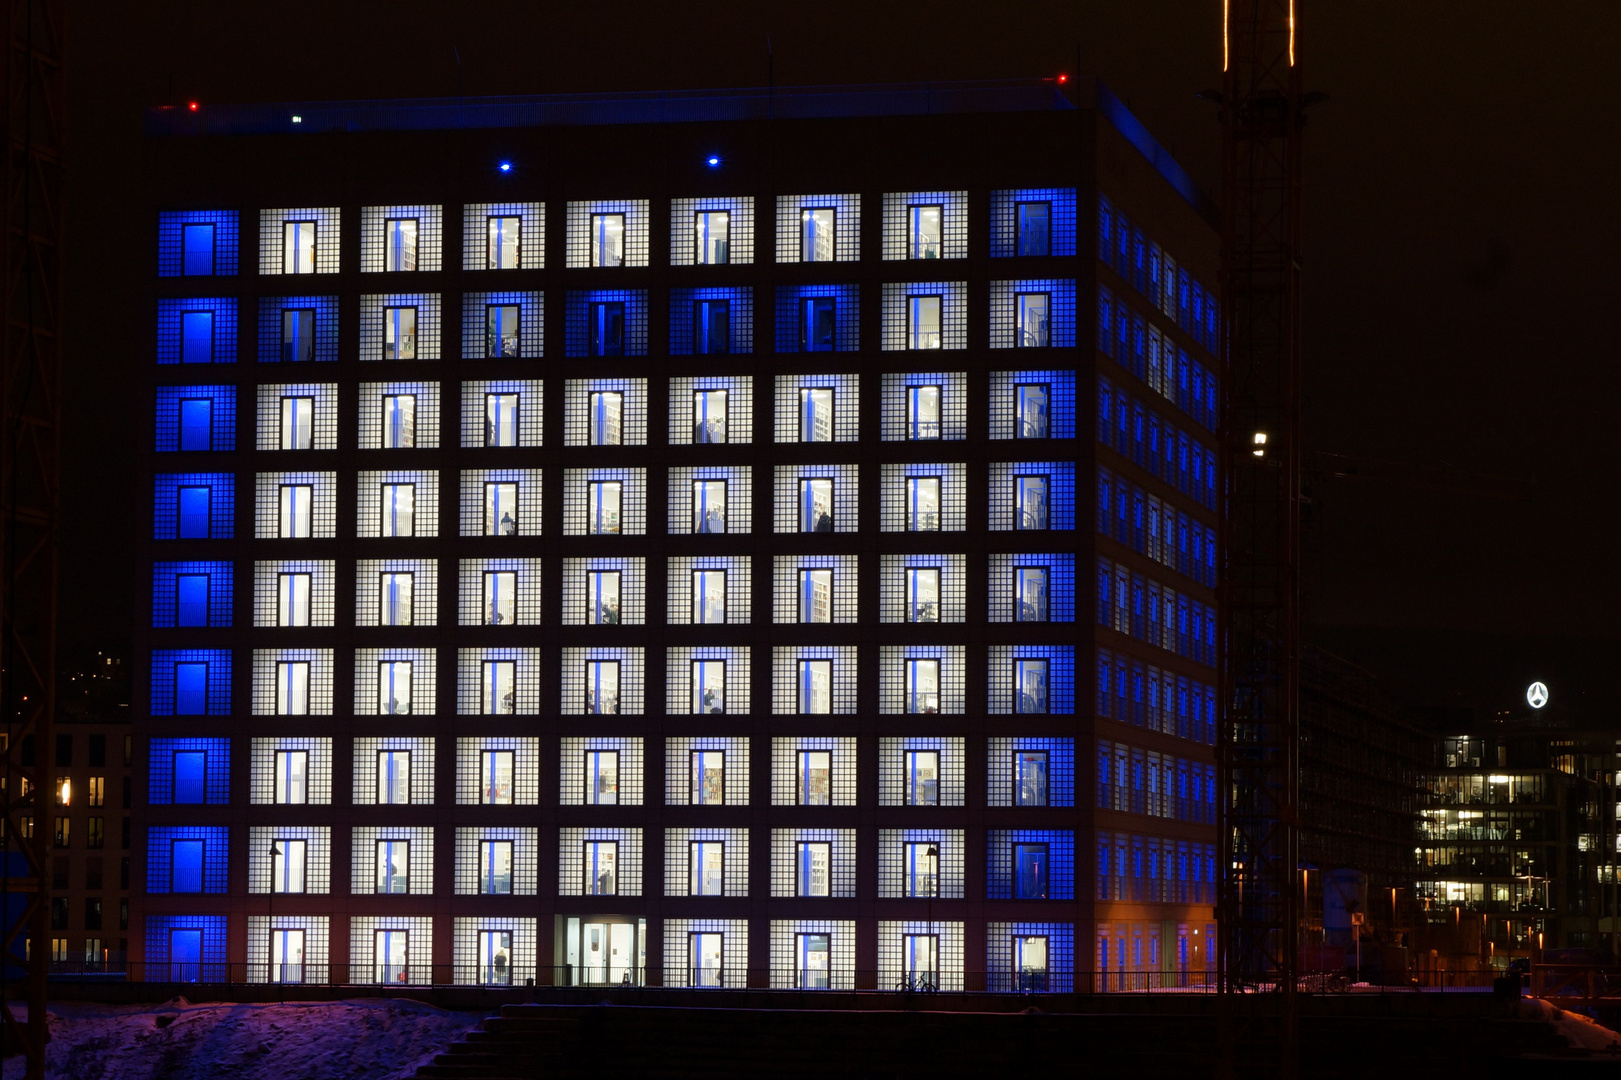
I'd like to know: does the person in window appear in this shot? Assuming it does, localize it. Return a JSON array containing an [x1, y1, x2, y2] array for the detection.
[[596, 862, 616, 895], [814, 506, 833, 533], [502, 689, 516, 713], [493, 947, 509, 983], [500, 511, 515, 536], [703, 687, 720, 714]]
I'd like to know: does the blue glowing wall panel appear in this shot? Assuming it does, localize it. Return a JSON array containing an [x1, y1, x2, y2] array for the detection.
[[987, 280, 1077, 349], [151, 562, 233, 628], [986, 830, 1075, 900], [143, 915, 229, 982], [146, 827, 229, 894], [669, 287, 754, 355], [157, 211, 240, 277], [1096, 648, 1217, 745], [988, 188, 1078, 258], [257, 296, 341, 364], [986, 923, 1075, 993], [154, 385, 236, 452], [156, 298, 238, 365], [149, 650, 231, 716], [564, 290, 648, 357], [147, 737, 231, 804], [987, 370, 1076, 441], [774, 284, 859, 353], [153, 474, 234, 540], [988, 645, 1076, 715]]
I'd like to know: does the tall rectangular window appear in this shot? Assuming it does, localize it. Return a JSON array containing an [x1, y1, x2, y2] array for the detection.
[[1014, 842, 1049, 899], [280, 396, 313, 450], [375, 930, 408, 983], [1016, 293, 1050, 348], [693, 390, 727, 444], [382, 395, 416, 449], [486, 304, 520, 357], [591, 214, 625, 268], [1013, 566, 1049, 623], [482, 661, 515, 714], [276, 660, 310, 715], [483, 571, 516, 625], [694, 300, 730, 355], [909, 205, 942, 260], [691, 750, 724, 805], [173, 750, 207, 803], [384, 218, 418, 272], [487, 216, 521, 269], [283, 221, 315, 275], [481, 750, 513, 804], [278, 485, 312, 538], [800, 208, 834, 262], [584, 841, 618, 895], [174, 662, 208, 715], [277, 572, 311, 626], [384, 306, 417, 360], [182, 223, 215, 276], [798, 750, 830, 806], [586, 750, 618, 805], [376, 839, 410, 894], [905, 659, 940, 714], [484, 482, 518, 536], [485, 393, 519, 447], [690, 841, 724, 896], [181, 310, 214, 364], [178, 398, 212, 451], [480, 840, 514, 895], [272, 929, 305, 985], [908, 295, 942, 350], [480, 930, 512, 985], [798, 660, 831, 715], [800, 478, 833, 533], [690, 931, 723, 987], [380, 483, 415, 537], [906, 567, 939, 624], [1014, 383, 1050, 438], [693, 480, 726, 534], [694, 211, 730, 265], [378, 750, 411, 805], [1014, 750, 1049, 807], [691, 661, 725, 715], [798, 933, 830, 989], [801, 298, 835, 352], [589, 391, 623, 446], [177, 485, 211, 539], [1014, 935, 1048, 992], [587, 481, 621, 535], [274, 750, 308, 804], [691, 570, 725, 625], [906, 477, 941, 532], [379, 572, 413, 626], [798, 569, 831, 624], [1017, 202, 1051, 257], [271, 838, 307, 894], [904, 934, 938, 989], [904, 841, 939, 898], [586, 660, 619, 715], [799, 388, 834, 441], [586, 570, 621, 625], [1014, 475, 1049, 531], [590, 302, 625, 356], [378, 661, 413, 715], [905, 749, 939, 806], [796, 841, 831, 897], [171, 839, 205, 893], [175, 574, 209, 627], [906, 385, 941, 440], [1014, 659, 1049, 715], [282, 308, 315, 363]]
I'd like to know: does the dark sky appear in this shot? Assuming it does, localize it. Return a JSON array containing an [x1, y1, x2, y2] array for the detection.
[[65, 0, 1621, 715]]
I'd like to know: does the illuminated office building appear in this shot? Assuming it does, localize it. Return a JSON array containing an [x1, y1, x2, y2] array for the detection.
[[136, 79, 1220, 991]]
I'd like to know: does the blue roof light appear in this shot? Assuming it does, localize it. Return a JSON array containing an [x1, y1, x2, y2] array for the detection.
[[706, 155, 721, 167], [498, 161, 513, 173]]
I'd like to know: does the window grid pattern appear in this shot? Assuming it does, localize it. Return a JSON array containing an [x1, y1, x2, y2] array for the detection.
[[146, 826, 229, 893], [459, 470, 543, 537], [455, 738, 540, 805], [668, 376, 753, 445], [879, 554, 966, 624], [251, 649, 335, 716], [453, 828, 540, 895], [1095, 648, 1219, 746], [564, 290, 650, 357], [775, 194, 861, 262], [878, 829, 965, 899], [988, 188, 1079, 258], [357, 294, 442, 362], [879, 463, 966, 532], [772, 465, 859, 533], [565, 200, 650, 268], [461, 291, 545, 359], [773, 286, 860, 353], [1098, 466, 1218, 589], [459, 558, 544, 626], [985, 738, 1078, 807], [148, 651, 231, 716], [456, 648, 543, 715], [986, 646, 1076, 715], [245, 916, 330, 985], [156, 298, 238, 365], [1096, 376, 1219, 510], [258, 208, 340, 275], [773, 373, 861, 441], [350, 826, 435, 895], [561, 469, 646, 536], [667, 467, 752, 534], [987, 370, 1078, 440], [558, 737, 645, 805], [249, 738, 333, 805], [985, 553, 1077, 623], [880, 282, 967, 351], [770, 738, 857, 806], [985, 923, 1076, 993], [768, 921, 857, 990], [1100, 194, 1222, 354], [461, 380, 546, 448], [881, 191, 968, 260], [452, 918, 538, 987], [151, 561, 233, 628], [1096, 739, 1217, 824], [356, 382, 442, 449], [769, 829, 857, 898], [877, 738, 966, 807], [563, 379, 646, 447], [559, 557, 643, 625], [145, 916, 228, 980], [663, 828, 750, 897], [349, 916, 434, 986], [355, 471, 439, 538], [157, 210, 239, 277], [353, 737, 437, 805], [147, 738, 230, 804], [255, 383, 338, 451], [666, 556, 752, 625], [154, 385, 236, 451], [247, 826, 332, 894], [664, 737, 750, 806], [253, 560, 336, 627], [771, 647, 857, 714], [153, 473, 234, 540], [559, 648, 645, 715], [669, 197, 755, 265], [256, 296, 340, 364], [988, 280, 1077, 349], [1096, 833, 1218, 905], [877, 922, 964, 991], [359, 205, 443, 273], [663, 920, 748, 989], [987, 830, 1076, 900], [666, 648, 751, 715], [668, 288, 755, 355], [879, 372, 967, 441], [786, 547, 849, 616], [557, 828, 643, 896], [462, 202, 545, 270], [877, 647, 965, 715], [986, 461, 1076, 532], [1096, 558, 1217, 667], [352, 649, 436, 717], [253, 472, 336, 539]]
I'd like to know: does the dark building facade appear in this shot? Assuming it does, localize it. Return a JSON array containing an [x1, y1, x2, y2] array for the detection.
[[134, 79, 1221, 990]]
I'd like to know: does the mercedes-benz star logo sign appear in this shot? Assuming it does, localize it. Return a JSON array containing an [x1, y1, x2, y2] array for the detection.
[[1526, 682, 1549, 710]]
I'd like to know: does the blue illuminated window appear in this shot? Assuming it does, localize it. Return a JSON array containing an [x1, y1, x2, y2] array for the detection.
[[174, 662, 208, 714], [1014, 843, 1049, 899], [1014, 659, 1049, 715], [174, 574, 209, 626], [258, 297, 338, 364], [182, 224, 215, 276], [487, 304, 519, 357], [157, 299, 236, 365], [566, 291, 647, 357], [694, 300, 730, 355], [178, 398, 212, 451], [171, 839, 205, 893], [803, 297, 834, 351], [177, 486, 211, 539], [152, 562, 232, 628], [590, 302, 624, 356], [775, 285, 858, 353], [156, 387, 235, 453], [151, 651, 230, 716], [173, 750, 206, 803], [148, 738, 230, 803], [989, 189, 1076, 258], [1017, 203, 1051, 257], [158, 211, 238, 277]]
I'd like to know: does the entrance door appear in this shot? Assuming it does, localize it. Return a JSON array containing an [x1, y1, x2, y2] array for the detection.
[[170, 928, 202, 983], [690, 932, 723, 988], [582, 922, 609, 984], [272, 928, 305, 984], [608, 923, 633, 985], [480, 930, 513, 986]]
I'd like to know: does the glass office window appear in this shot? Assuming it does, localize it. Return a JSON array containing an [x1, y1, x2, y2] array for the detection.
[[799, 479, 833, 532], [175, 574, 209, 627], [905, 659, 939, 715], [690, 841, 724, 896], [1013, 475, 1049, 531], [690, 932, 722, 987], [904, 841, 939, 898], [177, 485, 211, 539], [282, 308, 315, 363], [1014, 659, 1049, 715], [275, 661, 310, 715], [909, 205, 942, 260], [385, 218, 418, 272], [480, 840, 513, 895], [1013, 566, 1049, 623], [799, 388, 834, 441], [908, 295, 941, 350], [905, 750, 939, 806], [797, 841, 831, 897], [374, 930, 408, 983], [174, 662, 209, 714], [586, 750, 618, 805], [1017, 202, 1051, 257], [588, 481, 621, 535], [798, 750, 830, 806], [383, 306, 417, 360], [798, 932, 830, 989], [272, 929, 305, 984], [479, 930, 512, 985], [694, 211, 729, 265], [283, 221, 315, 275], [482, 750, 513, 805], [691, 750, 724, 805], [801, 297, 835, 352], [798, 569, 831, 624], [485, 393, 519, 447], [906, 477, 940, 532], [380, 483, 415, 537], [800, 208, 834, 263], [584, 841, 618, 895], [1016, 293, 1049, 348], [694, 299, 730, 354], [1015, 383, 1049, 438], [173, 750, 206, 803], [279, 485, 312, 538], [1013, 843, 1049, 899], [1013, 935, 1048, 992], [376, 840, 409, 894], [693, 481, 726, 534], [904, 934, 938, 989], [178, 398, 212, 451], [692, 570, 725, 625], [691, 661, 725, 715], [484, 482, 518, 536], [486, 304, 520, 357], [589, 391, 623, 446], [379, 572, 413, 626], [1014, 750, 1049, 807], [591, 214, 625, 268], [171, 839, 205, 893], [693, 390, 727, 444], [277, 573, 311, 626], [483, 571, 516, 625], [378, 661, 413, 715], [382, 394, 416, 448], [586, 661, 619, 715], [181, 311, 213, 364], [182, 223, 215, 276], [487, 216, 521, 269], [798, 661, 831, 715], [590, 302, 625, 356], [906, 385, 940, 440], [906, 568, 939, 624], [271, 839, 307, 893], [482, 661, 515, 714], [587, 570, 621, 625], [275, 750, 308, 804], [378, 751, 411, 805]]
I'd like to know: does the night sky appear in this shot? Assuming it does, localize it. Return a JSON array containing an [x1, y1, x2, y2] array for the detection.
[[65, 0, 1621, 718]]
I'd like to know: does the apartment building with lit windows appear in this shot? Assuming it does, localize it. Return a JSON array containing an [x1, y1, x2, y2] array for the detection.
[[135, 79, 1220, 992]]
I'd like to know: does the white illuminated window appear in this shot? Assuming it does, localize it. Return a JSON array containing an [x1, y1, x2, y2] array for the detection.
[[799, 387, 834, 441], [690, 841, 724, 896], [480, 840, 513, 895], [483, 571, 516, 626], [797, 841, 831, 898], [798, 750, 830, 806], [591, 214, 625, 268], [276, 661, 309, 716], [905, 659, 939, 715], [691, 570, 725, 625], [691, 750, 724, 805], [379, 572, 413, 626], [906, 477, 941, 532], [588, 481, 622, 535], [905, 750, 939, 805], [908, 295, 942, 350], [271, 839, 307, 894], [378, 751, 411, 805], [589, 392, 623, 447], [1014, 384, 1049, 439], [277, 572, 311, 626], [485, 394, 518, 447], [587, 570, 621, 625], [691, 661, 725, 715], [283, 221, 315, 275], [279, 485, 312, 538], [486, 304, 520, 357], [689, 931, 722, 987], [482, 661, 515, 715], [1013, 475, 1049, 531], [798, 569, 831, 624], [904, 841, 939, 898], [1015, 293, 1049, 348], [487, 216, 521, 270], [586, 751, 619, 806], [584, 841, 618, 895], [1014, 659, 1049, 715], [799, 478, 833, 533], [694, 211, 729, 265], [274, 750, 308, 804], [280, 396, 313, 450], [906, 568, 939, 624], [798, 660, 831, 715], [378, 661, 413, 715], [385, 218, 418, 272], [906, 385, 941, 440], [376, 840, 409, 894], [693, 390, 727, 444], [383, 306, 417, 360], [380, 483, 416, 537], [1013, 566, 1049, 623], [382, 394, 416, 449], [484, 482, 518, 536], [693, 480, 726, 535], [908, 205, 942, 260], [481, 750, 514, 805], [1014, 750, 1049, 806], [586, 661, 620, 715], [801, 208, 834, 262]]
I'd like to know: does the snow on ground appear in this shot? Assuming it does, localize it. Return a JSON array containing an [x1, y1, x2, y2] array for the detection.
[[2, 997, 484, 1080]]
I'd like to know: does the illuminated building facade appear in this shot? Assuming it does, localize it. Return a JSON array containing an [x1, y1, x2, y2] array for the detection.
[[135, 79, 1220, 990]]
